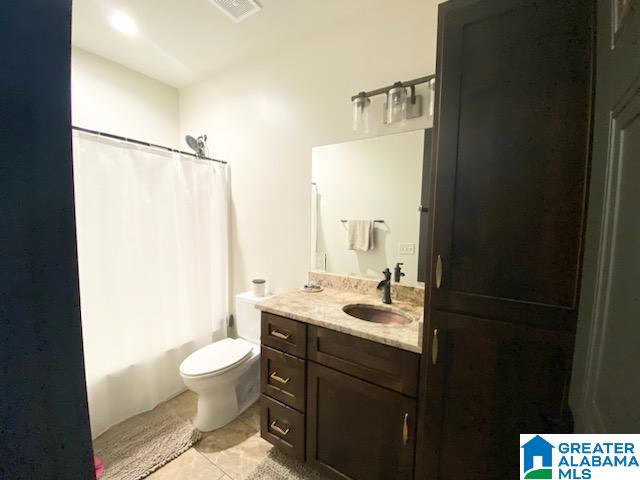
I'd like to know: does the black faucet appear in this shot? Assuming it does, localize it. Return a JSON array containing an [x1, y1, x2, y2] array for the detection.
[[377, 268, 392, 304], [394, 262, 405, 283]]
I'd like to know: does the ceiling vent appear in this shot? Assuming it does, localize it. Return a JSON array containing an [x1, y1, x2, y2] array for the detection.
[[208, 0, 262, 22]]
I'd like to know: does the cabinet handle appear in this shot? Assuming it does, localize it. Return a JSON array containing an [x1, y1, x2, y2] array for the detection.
[[432, 329, 439, 365], [271, 329, 290, 340], [270, 372, 291, 384], [270, 420, 290, 437], [435, 255, 443, 289], [402, 413, 409, 445]]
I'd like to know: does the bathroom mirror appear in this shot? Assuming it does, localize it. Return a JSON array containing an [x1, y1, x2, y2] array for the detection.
[[311, 129, 431, 285]]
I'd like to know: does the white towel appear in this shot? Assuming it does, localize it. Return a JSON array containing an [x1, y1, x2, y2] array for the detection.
[[346, 220, 375, 251]]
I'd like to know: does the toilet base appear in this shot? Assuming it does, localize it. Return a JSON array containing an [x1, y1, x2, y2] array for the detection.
[[195, 389, 239, 431], [185, 351, 260, 432]]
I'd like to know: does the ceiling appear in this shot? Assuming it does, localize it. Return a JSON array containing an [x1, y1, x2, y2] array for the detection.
[[72, 0, 380, 88]]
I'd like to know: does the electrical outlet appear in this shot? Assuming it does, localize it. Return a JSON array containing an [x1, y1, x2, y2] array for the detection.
[[399, 243, 415, 255]]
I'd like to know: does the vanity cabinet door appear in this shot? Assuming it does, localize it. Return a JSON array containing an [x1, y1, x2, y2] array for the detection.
[[307, 362, 416, 480]]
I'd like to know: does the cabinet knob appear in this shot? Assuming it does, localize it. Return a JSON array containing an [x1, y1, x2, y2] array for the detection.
[[431, 329, 439, 366], [402, 413, 409, 445], [435, 255, 443, 289]]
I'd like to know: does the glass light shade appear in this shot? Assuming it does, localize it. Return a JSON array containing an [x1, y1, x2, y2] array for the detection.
[[386, 85, 407, 124], [352, 95, 371, 133]]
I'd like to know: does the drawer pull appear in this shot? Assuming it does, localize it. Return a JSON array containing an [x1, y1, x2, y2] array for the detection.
[[435, 254, 443, 289], [271, 329, 290, 340], [270, 372, 291, 384], [270, 420, 290, 436], [402, 413, 409, 445]]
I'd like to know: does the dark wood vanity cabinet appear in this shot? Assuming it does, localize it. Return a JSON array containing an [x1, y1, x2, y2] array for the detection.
[[260, 313, 421, 479], [417, 0, 594, 478]]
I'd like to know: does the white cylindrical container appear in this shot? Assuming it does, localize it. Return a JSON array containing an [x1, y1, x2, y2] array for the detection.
[[251, 278, 266, 297]]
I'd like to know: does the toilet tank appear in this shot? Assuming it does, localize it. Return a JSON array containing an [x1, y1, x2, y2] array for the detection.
[[235, 292, 271, 344]]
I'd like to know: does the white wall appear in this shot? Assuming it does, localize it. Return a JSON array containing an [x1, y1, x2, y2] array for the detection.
[[179, 1, 440, 301], [312, 130, 425, 282], [72, 47, 180, 147]]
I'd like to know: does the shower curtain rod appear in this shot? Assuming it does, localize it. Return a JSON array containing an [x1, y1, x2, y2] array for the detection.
[[72, 126, 227, 164]]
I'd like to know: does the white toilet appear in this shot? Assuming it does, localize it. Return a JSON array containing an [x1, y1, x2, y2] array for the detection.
[[179, 292, 268, 431]]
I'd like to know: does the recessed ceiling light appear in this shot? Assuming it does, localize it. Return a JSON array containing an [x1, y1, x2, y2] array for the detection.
[[109, 11, 138, 35]]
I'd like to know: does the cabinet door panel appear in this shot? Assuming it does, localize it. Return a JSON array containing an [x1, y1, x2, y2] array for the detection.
[[429, 0, 593, 327], [422, 311, 573, 479], [307, 362, 416, 480]]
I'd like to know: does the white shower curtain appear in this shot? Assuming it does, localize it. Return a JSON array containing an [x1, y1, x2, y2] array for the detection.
[[72, 131, 229, 438]]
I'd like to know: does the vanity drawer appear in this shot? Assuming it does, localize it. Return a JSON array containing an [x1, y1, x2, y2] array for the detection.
[[260, 395, 305, 461], [261, 345, 306, 412], [307, 325, 420, 397], [261, 313, 307, 358]]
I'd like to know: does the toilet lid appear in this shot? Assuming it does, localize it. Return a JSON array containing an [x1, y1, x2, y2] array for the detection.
[[180, 338, 254, 377]]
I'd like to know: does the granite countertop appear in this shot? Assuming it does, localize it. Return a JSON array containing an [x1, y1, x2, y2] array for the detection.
[[256, 288, 424, 353]]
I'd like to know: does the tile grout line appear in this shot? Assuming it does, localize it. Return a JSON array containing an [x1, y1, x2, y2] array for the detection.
[[192, 447, 231, 479], [192, 418, 260, 480]]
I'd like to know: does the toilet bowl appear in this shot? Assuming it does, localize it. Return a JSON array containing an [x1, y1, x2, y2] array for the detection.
[[179, 292, 270, 431], [180, 338, 260, 431]]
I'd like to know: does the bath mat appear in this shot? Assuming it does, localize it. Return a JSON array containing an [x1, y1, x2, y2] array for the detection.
[[93, 403, 201, 480], [246, 448, 326, 480]]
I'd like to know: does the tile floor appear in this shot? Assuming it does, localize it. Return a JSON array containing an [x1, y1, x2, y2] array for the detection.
[[147, 391, 272, 479]]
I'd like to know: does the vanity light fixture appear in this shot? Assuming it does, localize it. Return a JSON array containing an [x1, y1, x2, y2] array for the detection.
[[351, 74, 436, 127]]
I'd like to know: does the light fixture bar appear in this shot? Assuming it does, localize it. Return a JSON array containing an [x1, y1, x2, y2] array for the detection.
[[350, 74, 435, 101]]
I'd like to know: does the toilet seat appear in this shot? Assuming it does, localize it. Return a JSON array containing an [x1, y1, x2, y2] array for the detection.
[[180, 338, 254, 378]]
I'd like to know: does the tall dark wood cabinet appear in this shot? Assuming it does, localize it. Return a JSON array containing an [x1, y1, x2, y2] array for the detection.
[[416, 0, 594, 478]]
